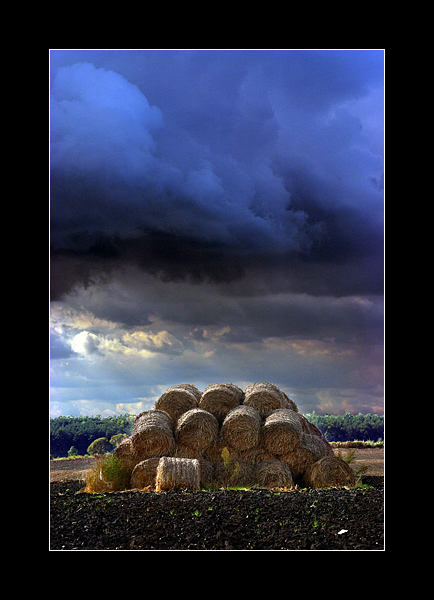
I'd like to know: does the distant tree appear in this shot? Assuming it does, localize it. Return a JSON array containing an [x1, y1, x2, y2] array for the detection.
[[50, 414, 134, 457], [87, 437, 112, 455], [67, 446, 79, 457], [304, 412, 384, 442], [110, 433, 128, 448]]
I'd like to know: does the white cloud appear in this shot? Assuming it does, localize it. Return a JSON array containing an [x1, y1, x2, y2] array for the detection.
[[116, 400, 155, 415], [51, 303, 121, 332], [122, 330, 184, 354]]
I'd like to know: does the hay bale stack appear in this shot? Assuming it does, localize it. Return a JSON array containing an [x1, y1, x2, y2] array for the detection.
[[130, 457, 160, 489], [244, 382, 295, 417], [221, 405, 261, 451], [199, 383, 244, 424], [302, 456, 356, 489], [155, 456, 201, 491], [256, 459, 294, 489], [154, 385, 199, 424], [175, 408, 219, 455], [262, 409, 303, 455], [132, 409, 175, 461], [106, 382, 355, 492]]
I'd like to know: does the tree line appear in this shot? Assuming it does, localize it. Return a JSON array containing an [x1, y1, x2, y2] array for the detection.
[[50, 415, 134, 458], [50, 412, 384, 458], [305, 411, 384, 442]]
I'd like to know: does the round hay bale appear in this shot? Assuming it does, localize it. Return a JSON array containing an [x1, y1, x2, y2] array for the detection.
[[298, 413, 323, 437], [112, 437, 139, 472], [130, 457, 160, 489], [221, 405, 261, 451], [199, 383, 244, 424], [154, 386, 199, 424], [214, 459, 256, 488], [280, 390, 299, 412], [244, 382, 293, 417], [175, 408, 219, 454], [303, 432, 334, 457], [262, 409, 303, 455], [255, 459, 294, 489], [131, 409, 175, 460], [302, 456, 356, 489], [155, 456, 200, 491], [173, 383, 202, 402], [298, 414, 312, 434], [280, 434, 333, 479]]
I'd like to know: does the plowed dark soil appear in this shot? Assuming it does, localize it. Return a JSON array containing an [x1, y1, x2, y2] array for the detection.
[[50, 477, 383, 550]]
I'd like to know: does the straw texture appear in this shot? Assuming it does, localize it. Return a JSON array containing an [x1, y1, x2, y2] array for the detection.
[[155, 457, 201, 491], [262, 409, 303, 455], [199, 383, 244, 423], [154, 386, 199, 424], [280, 434, 333, 478], [302, 456, 356, 489], [175, 408, 219, 454], [132, 409, 175, 460], [256, 459, 294, 489], [221, 405, 261, 451], [112, 437, 139, 472], [244, 382, 294, 417], [130, 457, 160, 489], [214, 459, 256, 488]]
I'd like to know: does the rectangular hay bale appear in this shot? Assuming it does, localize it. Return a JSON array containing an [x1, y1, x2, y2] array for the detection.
[[155, 456, 201, 491]]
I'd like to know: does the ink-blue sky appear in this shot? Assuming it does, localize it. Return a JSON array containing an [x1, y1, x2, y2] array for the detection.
[[50, 49, 384, 417]]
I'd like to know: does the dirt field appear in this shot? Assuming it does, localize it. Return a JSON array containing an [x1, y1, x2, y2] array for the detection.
[[50, 457, 94, 482], [50, 449, 384, 550], [333, 448, 384, 476]]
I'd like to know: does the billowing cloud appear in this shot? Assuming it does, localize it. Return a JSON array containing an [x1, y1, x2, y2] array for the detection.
[[50, 60, 317, 295], [50, 50, 384, 416]]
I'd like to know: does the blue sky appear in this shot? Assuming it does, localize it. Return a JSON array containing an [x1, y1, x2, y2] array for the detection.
[[50, 50, 384, 417]]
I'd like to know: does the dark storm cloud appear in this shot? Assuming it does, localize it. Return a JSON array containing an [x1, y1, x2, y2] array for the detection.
[[50, 51, 383, 299]]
